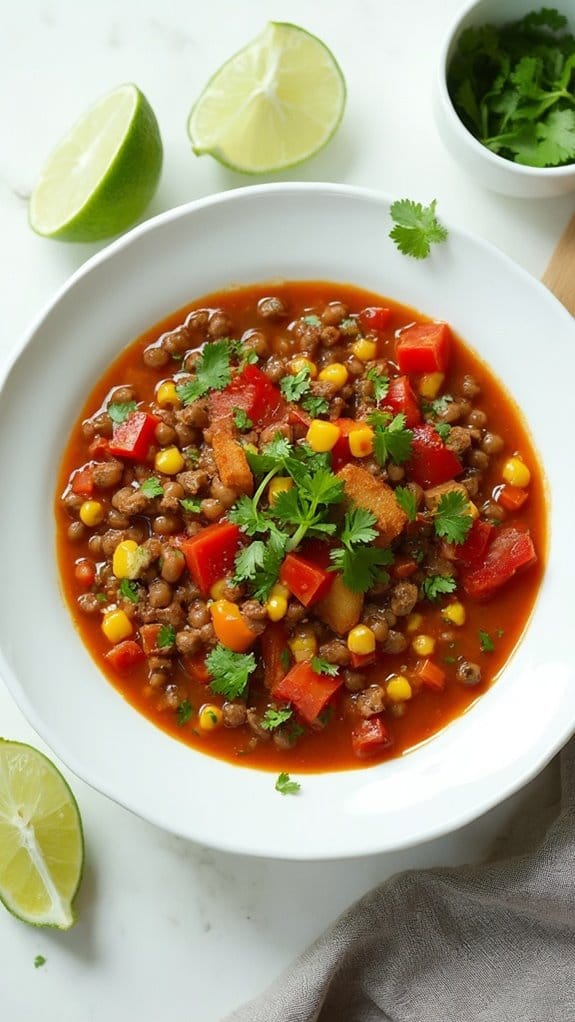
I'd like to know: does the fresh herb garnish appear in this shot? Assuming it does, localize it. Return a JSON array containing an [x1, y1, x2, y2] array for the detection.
[[435, 422, 452, 442], [34, 956, 46, 969], [157, 624, 176, 648], [311, 656, 339, 677], [182, 446, 200, 465], [423, 394, 453, 419], [207, 645, 257, 700], [479, 629, 495, 653], [303, 314, 321, 327], [433, 491, 474, 544], [261, 707, 293, 731], [233, 407, 253, 431], [108, 400, 137, 423], [389, 198, 448, 259], [140, 477, 164, 498], [275, 771, 301, 796], [176, 700, 193, 726], [394, 485, 417, 522], [233, 531, 288, 601], [119, 579, 139, 603], [287, 722, 306, 745], [176, 339, 232, 405], [339, 317, 358, 334], [279, 648, 291, 671], [280, 367, 312, 403], [180, 497, 202, 513], [301, 394, 330, 417], [369, 411, 413, 466], [330, 506, 394, 594], [422, 574, 457, 602], [365, 367, 390, 403]]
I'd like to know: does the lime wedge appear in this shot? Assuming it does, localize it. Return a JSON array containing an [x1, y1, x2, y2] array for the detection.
[[188, 22, 346, 174], [0, 740, 84, 929], [29, 83, 163, 242]]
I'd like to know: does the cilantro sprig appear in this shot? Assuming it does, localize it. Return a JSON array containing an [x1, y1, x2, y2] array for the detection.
[[206, 645, 256, 701], [261, 707, 293, 731], [389, 199, 448, 259], [176, 339, 232, 405], [394, 485, 417, 522], [108, 400, 137, 423], [275, 771, 301, 796], [330, 506, 394, 594], [311, 657, 339, 677], [422, 574, 457, 602], [369, 411, 413, 466], [140, 477, 164, 499], [280, 367, 312, 403], [366, 367, 390, 403], [433, 491, 474, 545]]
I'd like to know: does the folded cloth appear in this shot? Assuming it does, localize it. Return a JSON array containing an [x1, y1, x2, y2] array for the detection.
[[224, 739, 574, 1022]]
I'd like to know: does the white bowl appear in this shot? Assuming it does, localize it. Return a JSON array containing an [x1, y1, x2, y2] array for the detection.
[[434, 0, 575, 198], [0, 183, 574, 859]]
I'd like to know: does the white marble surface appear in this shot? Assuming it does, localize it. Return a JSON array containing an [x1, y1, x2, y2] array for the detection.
[[0, 2, 571, 1019]]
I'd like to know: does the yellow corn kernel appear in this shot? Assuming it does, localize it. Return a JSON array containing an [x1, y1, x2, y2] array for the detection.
[[386, 675, 413, 703], [243, 442, 258, 456], [347, 624, 376, 655], [467, 500, 480, 520], [502, 456, 531, 488], [412, 634, 436, 656], [348, 426, 374, 458], [306, 419, 341, 453], [210, 578, 228, 600], [289, 626, 318, 663], [268, 476, 294, 505], [112, 539, 139, 579], [198, 704, 223, 731], [406, 612, 423, 633], [318, 362, 349, 390], [101, 608, 133, 644], [352, 338, 378, 362], [155, 446, 185, 475], [418, 372, 445, 399], [290, 356, 317, 379], [156, 380, 180, 407], [266, 595, 288, 622], [442, 601, 466, 627], [270, 582, 289, 600], [79, 500, 105, 527]]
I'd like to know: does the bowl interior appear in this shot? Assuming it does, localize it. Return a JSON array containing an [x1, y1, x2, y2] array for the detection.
[[0, 183, 574, 858]]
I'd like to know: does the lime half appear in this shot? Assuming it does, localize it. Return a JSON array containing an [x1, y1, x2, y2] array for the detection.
[[29, 83, 163, 242], [0, 741, 84, 929], [188, 22, 346, 174]]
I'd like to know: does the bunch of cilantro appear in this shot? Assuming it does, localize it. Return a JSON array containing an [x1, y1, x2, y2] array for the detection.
[[447, 8, 575, 167]]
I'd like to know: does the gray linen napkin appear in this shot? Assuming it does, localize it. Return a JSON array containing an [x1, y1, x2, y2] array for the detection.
[[225, 738, 575, 1022]]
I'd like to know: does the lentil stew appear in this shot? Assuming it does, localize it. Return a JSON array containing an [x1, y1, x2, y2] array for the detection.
[[56, 282, 545, 771]]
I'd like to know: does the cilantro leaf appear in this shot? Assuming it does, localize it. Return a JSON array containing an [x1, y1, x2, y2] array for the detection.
[[34, 956, 46, 969], [366, 368, 390, 403], [311, 656, 339, 677], [275, 771, 301, 796], [422, 394, 453, 419], [229, 494, 274, 537], [389, 199, 448, 259], [479, 629, 495, 653], [331, 545, 394, 594], [303, 314, 321, 327], [180, 497, 202, 513], [119, 579, 139, 603], [233, 407, 253, 431], [340, 506, 379, 547], [140, 477, 164, 498], [175, 340, 232, 405], [369, 411, 413, 465], [251, 531, 289, 602], [157, 624, 176, 648], [207, 645, 256, 701], [435, 422, 452, 442], [394, 485, 417, 522], [280, 648, 291, 671], [280, 367, 311, 402], [261, 707, 293, 731], [108, 400, 137, 423], [176, 700, 193, 726], [233, 541, 267, 583], [434, 491, 474, 544], [301, 394, 329, 417], [422, 574, 457, 602]]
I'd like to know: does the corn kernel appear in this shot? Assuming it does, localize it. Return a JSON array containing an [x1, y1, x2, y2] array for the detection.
[[386, 675, 413, 702], [290, 356, 317, 379], [412, 634, 436, 656], [317, 363, 349, 390], [406, 612, 423, 633], [348, 426, 374, 458], [270, 582, 289, 600], [352, 338, 378, 362], [79, 500, 105, 527], [210, 578, 228, 600], [198, 704, 223, 731], [268, 476, 294, 505], [418, 372, 445, 399], [101, 608, 133, 644], [347, 624, 376, 655], [266, 595, 288, 622], [289, 626, 318, 662], [502, 456, 531, 488], [442, 601, 466, 627], [243, 442, 258, 456], [156, 380, 180, 407], [112, 539, 139, 579], [306, 419, 341, 452], [155, 446, 185, 475], [467, 501, 480, 520]]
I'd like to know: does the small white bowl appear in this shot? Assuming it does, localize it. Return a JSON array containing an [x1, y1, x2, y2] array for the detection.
[[434, 0, 575, 197]]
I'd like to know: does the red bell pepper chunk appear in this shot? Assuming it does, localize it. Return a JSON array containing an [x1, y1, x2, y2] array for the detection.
[[350, 650, 376, 670], [71, 465, 94, 497], [461, 526, 537, 600], [407, 424, 462, 488], [88, 435, 110, 458], [443, 519, 495, 568], [105, 640, 145, 673], [392, 556, 418, 580], [382, 375, 421, 426], [272, 661, 342, 724], [183, 652, 212, 684], [261, 623, 289, 690], [208, 365, 284, 427], [330, 418, 361, 471], [351, 715, 392, 759], [279, 551, 334, 607], [496, 484, 529, 513], [359, 306, 392, 333], [415, 658, 446, 691], [396, 322, 451, 374], [108, 411, 159, 461], [139, 623, 166, 655], [180, 521, 242, 596]]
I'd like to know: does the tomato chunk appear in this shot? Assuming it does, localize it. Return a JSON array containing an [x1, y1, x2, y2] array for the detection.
[[496, 484, 529, 513], [272, 661, 342, 724], [208, 365, 284, 427], [183, 652, 212, 684], [330, 418, 360, 471], [359, 306, 392, 333], [350, 651, 376, 670], [383, 375, 421, 426], [180, 522, 242, 596], [443, 519, 495, 568], [461, 526, 537, 600], [415, 659, 446, 691], [351, 716, 392, 759], [261, 623, 289, 690], [407, 424, 462, 488], [396, 322, 451, 374], [279, 552, 334, 607], [105, 640, 145, 673], [71, 465, 94, 497], [108, 411, 159, 461]]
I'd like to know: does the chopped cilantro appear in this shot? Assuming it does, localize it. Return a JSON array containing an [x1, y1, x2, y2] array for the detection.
[[339, 317, 358, 334], [280, 367, 311, 403], [479, 629, 495, 653], [34, 956, 46, 969], [108, 400, 137, 423], [433, 491, 474, 544], [175, 339, 232, 405], [140, 477, 164, 498], [157, 624, 176, 648], [176, 700, 193, 726], [394, 485, 417, 522], [119, 579, 139, 604], [287, 722, 306, 745], [303, 314, 321, 327], [182, 446, 200, 465], [422, 394, 453, 419], [180, 497, 202, 513], [435, 422, 452, 442], [261, 707, 293, 731], [301, 394, 329, 417], [389, 198, 448, 259], [369, 411, 413, 466], [275, 771, 301, 795], [279, 648, 291, 671], [311, 656, 339, 677], [207, 645, 257, 701], [232, 407, 253, 431], [365, 367, 390, 403], [330, 506, 393, 594], [422, 574, 457, 602]]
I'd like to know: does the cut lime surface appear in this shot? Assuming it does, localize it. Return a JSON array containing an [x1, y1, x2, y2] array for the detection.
[[29, 83, 162, 242], [188, 22, 346, 174], [0, 740, 83, 929]]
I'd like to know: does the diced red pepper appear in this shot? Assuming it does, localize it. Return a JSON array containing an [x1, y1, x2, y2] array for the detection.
[[392, 556, 418, 580], [183, 652, 212, 684], [496, 484, 529, 513], [88, 436, 110, 458], [359, 306, 392, 333], [71, 465, 94, 497], [415, 659, 446, 691], [208, 365, 284, 427], [350, 651, 376, 670], [261, 623, 289, 690], [108, 411, 159, 461], [330, 418, 361, 471], [396, 322, 451, 374], [407, 424, 462, 488], [351, 715, 392, 759], [140, 623, 164, 655], [382, 375, 421, 426], [180, 521, 242, 596], [287, 404, 311, 439], [443, 519, 495, 568], [105, 640, 145, 673], [272, 661, 342, 724], [279, 551, 334, 607], [461, 526, 537, 600]]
